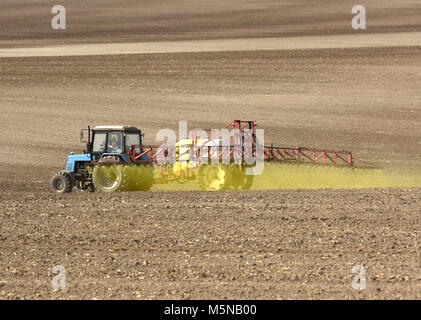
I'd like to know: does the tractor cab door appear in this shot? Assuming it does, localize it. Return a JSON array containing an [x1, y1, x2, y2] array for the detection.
[[92, 131, 107, 160]]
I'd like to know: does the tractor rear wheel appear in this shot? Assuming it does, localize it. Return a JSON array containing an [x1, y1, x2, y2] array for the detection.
[[92, 165, 129, 192], [50, 171, 73, 194], [197, 164, 231, 191]]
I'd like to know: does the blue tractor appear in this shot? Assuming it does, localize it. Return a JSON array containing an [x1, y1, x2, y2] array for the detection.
[[50, 125, 153, 193]]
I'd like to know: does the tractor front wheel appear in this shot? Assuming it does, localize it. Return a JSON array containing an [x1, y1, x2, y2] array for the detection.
[[50, 171, 73, 194]]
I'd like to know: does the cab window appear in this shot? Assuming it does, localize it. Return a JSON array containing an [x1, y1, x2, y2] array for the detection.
[[93, 132, 107, 153], [125, 133, 140, 152], [107, 131, 122, 153]]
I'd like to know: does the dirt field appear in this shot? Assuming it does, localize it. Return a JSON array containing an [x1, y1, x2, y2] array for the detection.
[[1, 0, 420, 47], [0, 1, 420, 299], [0, 189, 420, 299]]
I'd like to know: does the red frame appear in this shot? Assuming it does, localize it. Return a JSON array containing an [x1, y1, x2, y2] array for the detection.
[[127, 120, 353, 167]]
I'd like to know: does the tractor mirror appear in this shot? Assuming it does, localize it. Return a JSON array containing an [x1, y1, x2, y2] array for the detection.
[[80, 129, 90, 143]]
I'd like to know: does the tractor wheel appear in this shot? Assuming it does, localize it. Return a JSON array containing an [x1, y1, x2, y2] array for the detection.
[[50, 171, 73, 194], [229, 165, 254, 190], [92, 165, 130, 192], [197, 164, 231, 191]]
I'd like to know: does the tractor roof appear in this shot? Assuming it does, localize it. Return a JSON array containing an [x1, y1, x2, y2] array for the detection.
[[93, 125, 140, 131]]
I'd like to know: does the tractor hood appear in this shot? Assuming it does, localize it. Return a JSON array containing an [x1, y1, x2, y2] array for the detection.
[[66, 153, 91, 172]]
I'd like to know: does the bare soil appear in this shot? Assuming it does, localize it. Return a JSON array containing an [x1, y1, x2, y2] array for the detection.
[[0, 189, 420, 299]]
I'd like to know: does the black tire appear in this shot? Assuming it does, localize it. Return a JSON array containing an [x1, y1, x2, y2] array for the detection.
[[229, 164, 254, 190], [92, 165, 130, 192], [197, 164, 231, 191], [50, 172, 73, 194]]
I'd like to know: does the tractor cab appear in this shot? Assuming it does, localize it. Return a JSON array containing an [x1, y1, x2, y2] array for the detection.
[[86, 126, 143, 160]]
